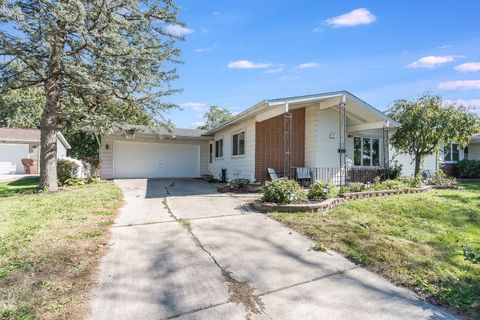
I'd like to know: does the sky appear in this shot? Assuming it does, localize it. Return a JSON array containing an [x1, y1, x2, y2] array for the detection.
[[163, 1, 480, 129]]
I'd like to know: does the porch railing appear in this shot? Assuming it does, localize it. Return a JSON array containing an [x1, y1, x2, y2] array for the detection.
[[290, 167, 386, 186]]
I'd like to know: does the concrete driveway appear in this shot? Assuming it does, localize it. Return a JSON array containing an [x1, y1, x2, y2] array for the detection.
[[88, 179, 456, 320]]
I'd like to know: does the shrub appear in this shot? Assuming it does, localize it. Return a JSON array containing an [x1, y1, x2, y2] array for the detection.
[[374, 179, 409, 190], [64, 178, 86, 186], [385, 161, 402, 180], [340, 182, 366, 194], [261, 178, 307, 204], [457, 159, 480, 178], [57, 159, 79, 185], [308, 180, 338, 200], [227, 178, 250, 191], [83, 156, 101, 178], [431, 170, 457, 187]]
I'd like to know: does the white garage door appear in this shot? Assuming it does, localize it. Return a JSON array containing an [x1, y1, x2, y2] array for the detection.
[[113, 140, 200, 179], [0, 143, 29, 174]]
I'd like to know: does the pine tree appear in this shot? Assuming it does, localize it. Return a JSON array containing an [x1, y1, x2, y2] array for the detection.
[[0, 0, 183, 191]]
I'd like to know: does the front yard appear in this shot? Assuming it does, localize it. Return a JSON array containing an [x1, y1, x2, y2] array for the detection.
[[274, 183, 480, 319], [0, 178, 122, 320]]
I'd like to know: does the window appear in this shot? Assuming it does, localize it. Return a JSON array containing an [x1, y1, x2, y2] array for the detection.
[[353, 137, 380, 167], [215, 139, 223, 158], [209, 143, 213, 163], [443, 143, 459, 162], [232, 131, 245, 156]]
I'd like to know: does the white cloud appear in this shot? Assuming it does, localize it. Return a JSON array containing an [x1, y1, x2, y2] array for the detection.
[[438, 44, 451, 49], [454, 62, 480, 73], [180, 102, 208, 111], [297, 62, 319, 69], [406, 55, 455, 69], [227, 60, 271, 69], [443, 99, 480, 108], [325, 8, 376, 28], [312, 27, 323, 33], [163, 24, 194, 36], [263, 67, 283, 74], [212, 11, 220, 15], [194, 47, 212, 53], [438, 80, 480, 90]]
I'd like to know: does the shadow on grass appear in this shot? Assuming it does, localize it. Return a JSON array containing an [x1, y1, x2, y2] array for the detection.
[[0, 177, 39, 197]]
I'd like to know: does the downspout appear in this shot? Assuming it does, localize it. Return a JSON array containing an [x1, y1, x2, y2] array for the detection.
[[93, 132, 101, 157], [338, 94, 347, 185]]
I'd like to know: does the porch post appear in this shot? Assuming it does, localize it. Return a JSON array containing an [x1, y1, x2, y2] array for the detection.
[[338, 95, 347, 185], [284, 102, 292, 178], [383, 121, 390, 178]]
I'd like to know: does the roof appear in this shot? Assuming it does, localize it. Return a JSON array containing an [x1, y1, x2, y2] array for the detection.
[[0, 127, 71, 149], [205, 90, 399, 135], [0, 128, 40, 141], [103, 124, 209, 139]]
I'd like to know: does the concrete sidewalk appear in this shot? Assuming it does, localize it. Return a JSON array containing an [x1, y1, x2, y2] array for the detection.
[[88, 179, 456, 320]]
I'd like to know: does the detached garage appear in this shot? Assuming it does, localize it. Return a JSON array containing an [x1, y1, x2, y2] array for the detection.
[[0, 128, 71, 174], [97, 125, 211, 179]]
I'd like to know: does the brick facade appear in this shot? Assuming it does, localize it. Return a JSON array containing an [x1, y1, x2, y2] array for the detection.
[[255, 108, 305, 182]]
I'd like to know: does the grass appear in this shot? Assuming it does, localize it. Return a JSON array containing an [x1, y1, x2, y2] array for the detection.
[[274, 183, 480, 319], [0, 178, 123, 320]]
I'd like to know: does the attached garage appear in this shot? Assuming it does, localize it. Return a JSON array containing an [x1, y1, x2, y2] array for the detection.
[[113, 140, 200, 179], [0, 143, 29, 174], [96, 125, 211, 179]]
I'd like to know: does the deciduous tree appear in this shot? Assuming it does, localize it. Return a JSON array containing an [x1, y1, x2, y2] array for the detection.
[[388, 93, 479, 176], [197, 105, 233, 130]]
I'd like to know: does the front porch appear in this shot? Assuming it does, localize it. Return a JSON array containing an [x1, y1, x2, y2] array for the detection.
[[254, 92, 398, 185]]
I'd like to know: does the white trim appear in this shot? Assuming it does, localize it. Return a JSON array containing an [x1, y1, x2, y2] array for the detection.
[[353, 136, 381, 167], [231, 129, 246, 157]]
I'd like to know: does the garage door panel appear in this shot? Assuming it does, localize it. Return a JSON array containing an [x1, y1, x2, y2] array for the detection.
[[0, 144, 29, 174], [113, 141, 200, 179]]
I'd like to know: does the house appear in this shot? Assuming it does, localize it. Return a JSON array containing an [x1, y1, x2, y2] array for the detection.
[[96, 91, 439, 183], [0, 128, 71, 174]]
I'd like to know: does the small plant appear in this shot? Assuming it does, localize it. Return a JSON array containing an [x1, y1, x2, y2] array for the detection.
[[227, 178, 250, 191], [57, 159, 79, 185], [64, 178, 86, 186], [307, 180, 338, 200], [463, 245, 480, 265], [83, 156, 101, 178], [385, 161, 402, 180], [261, 178, 307, 204], [340, 182, 366, 194], [431, 170, 457, 187]]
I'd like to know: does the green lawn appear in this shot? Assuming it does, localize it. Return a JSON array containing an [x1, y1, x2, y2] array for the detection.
[[274, 184, 480, 319], [0, 178, 122, 320]]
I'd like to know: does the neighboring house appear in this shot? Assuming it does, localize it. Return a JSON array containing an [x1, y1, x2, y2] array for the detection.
[[0, 128, 71, 174], [95, 91, 439, 183]]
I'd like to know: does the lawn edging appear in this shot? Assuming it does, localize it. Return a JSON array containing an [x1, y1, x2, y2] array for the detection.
[[252, 185, 461, 213]]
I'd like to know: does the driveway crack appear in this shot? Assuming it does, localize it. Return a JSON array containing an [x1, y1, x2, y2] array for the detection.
[[162, 188, 266, 320]]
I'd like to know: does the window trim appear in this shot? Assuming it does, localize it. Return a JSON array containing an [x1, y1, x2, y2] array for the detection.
[[353, 136, 381, 167], [214, 138, 224, 159], [443, 143, 461, 163], [231, 130, 246, 158], [209, 142, 213, 164]]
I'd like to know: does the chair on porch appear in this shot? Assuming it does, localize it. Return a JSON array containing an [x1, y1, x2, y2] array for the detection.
[[267, 168, 280, 180], [296, 167, 312, 187]]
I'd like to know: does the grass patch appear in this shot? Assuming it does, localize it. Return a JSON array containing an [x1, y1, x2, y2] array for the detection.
[[0, 178, 122, 320], [274, 183, 480, 318]]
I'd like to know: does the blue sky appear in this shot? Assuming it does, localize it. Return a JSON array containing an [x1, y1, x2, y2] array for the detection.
[[164, 1, 480, 128]]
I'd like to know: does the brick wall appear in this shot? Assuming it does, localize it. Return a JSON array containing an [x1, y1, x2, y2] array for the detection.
[[255, 108, 305, 182]]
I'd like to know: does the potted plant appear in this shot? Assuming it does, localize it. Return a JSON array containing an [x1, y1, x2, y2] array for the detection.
[[21, 158, 37, 174]]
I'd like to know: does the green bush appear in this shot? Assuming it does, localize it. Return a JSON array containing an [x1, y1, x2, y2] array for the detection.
[[83, 156, 100, 177], [372, 179, 409, 190], [308, 180, 338, 200], [57, 159, 79, 185], [339, 182, 366, 194], [227, 178, 250, 191], [457, 159, 480, 178], [385, 161, 403, 180], [261, 178, 307, 204], [64, 178, 86, 186], [431, 170, 457, 187]]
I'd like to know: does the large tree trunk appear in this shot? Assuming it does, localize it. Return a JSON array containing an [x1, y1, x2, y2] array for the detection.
[[39, 49, 62, 192], [414, 154, 423, 177]]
